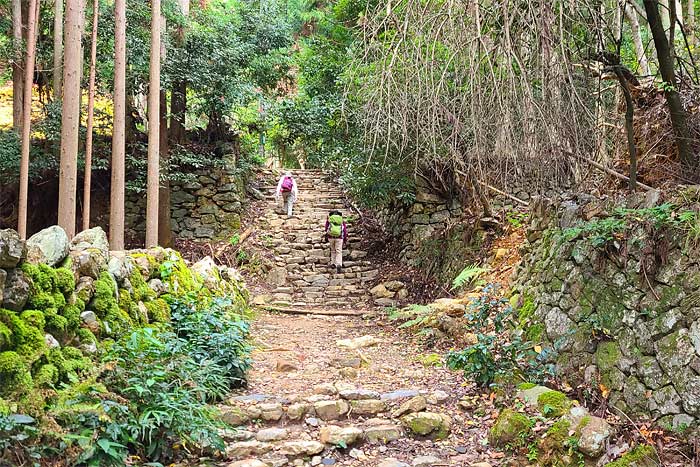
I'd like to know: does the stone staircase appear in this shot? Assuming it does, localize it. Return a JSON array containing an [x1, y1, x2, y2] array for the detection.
[[256, 169, 379, 310]]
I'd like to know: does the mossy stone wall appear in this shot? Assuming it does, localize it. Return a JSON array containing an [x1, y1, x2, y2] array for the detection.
[[515, 194, 700, 434]]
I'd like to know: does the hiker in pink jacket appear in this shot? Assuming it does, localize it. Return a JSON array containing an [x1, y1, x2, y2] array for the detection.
[[275, 171, 298, 217]]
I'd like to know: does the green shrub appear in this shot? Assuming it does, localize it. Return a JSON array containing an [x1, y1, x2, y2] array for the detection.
[[0, 351, 33, 398]]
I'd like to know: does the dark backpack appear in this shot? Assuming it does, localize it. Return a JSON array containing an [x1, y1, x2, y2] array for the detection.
[[281, 176, 294, 192]]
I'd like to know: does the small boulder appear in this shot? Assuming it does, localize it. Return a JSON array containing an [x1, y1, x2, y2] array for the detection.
[[392, 395, 427, 417], [256, 427, 289, 442], [26, 226, 70, 266], [277, 441, 324, 456], [314, 400, 350, 420], [287, 403, 312, 420], [225, 441, 271, 458], [488, 409, 532, 447], [516, 384, 552, 407], [319, 425, 363, 446], [107, 255, 134, 284], [44, 334, 60, 349], [401, 412, 451, 438], [314, 383, 338, 395], [0, 229, 24, 268], [350, 399, 386, 415], [68, 249, 108, 279], [339, 388, 381, 400], [336, 335, 381, 349], [258, 402, 284, 421], [80, 311, 100, 334], [3, 268, 31, 311], [383, 281, 405, 292], [363, 424, 402, 443], [577, 416, 613, 457], [71, 227, 109, 255], [370, 284, 394, 299]]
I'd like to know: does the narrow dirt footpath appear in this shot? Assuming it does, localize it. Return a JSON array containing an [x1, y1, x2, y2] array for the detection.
[[218, 310, 502, 467]]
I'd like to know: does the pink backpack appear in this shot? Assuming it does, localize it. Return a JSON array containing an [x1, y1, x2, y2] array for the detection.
[[281, 176, 293, 192]]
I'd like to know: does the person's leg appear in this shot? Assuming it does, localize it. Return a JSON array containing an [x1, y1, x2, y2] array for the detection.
[[329, 238, 336, 267], [334, 239, 343, 272], [287, 196, 293, 217]]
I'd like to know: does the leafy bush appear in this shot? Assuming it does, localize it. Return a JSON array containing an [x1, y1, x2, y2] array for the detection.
[[446, 285, 553, 387], [102, 327, 227, 460], [170, 296, 251, 389]]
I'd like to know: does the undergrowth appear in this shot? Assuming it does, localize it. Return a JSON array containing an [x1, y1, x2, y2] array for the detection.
[[446, 285, 554, 387]]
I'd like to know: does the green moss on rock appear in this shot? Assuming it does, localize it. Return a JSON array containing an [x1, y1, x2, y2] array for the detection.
[[34, 363, 59, 387], [91, 272, 118, 318], [606, 445, 657, 467], [144, 298, 170, 323], [20, 310, 45, 330], [518, 382, 537, 390], [537, 390, 572, 418], [488, 409, 532, 447], [0, 351, 33, 398], [77, 328, 97, 345], [54, 268, 75, 293]]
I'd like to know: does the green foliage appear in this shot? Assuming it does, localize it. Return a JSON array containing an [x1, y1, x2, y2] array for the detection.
[[537, 390, 572, 418], [388, 304, 435, 330], [451, 264, 489, 291], [446, 285, 553, 387]]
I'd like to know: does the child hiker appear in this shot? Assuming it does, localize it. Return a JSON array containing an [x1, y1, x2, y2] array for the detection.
[[325, 210, 348, 273], [275, 171, 298, 217]]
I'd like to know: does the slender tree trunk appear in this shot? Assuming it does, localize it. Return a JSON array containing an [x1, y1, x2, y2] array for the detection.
[[58, 0, 85, 238], [625, 3, 652, 75], [614, 67, 638, 190], [17, 0, 39, 239], [11, 0, 23, 133], [83, 0, 99, 231], [661, 0, 671, 30], [146, 0, 161, 247], [110, 0, 126, 250], [53, 0, 63, 99], [169, 0, 189, 144], [689, 0, 696, 48], [675, 0, 684, 25], [158, 15, 171, 247], [644, 0, 695, 168]]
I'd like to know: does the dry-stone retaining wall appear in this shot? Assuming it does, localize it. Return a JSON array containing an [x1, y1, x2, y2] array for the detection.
[[125, 157, 256, 241], [375, 180, 466, 281], [514, 192, 700, 434]]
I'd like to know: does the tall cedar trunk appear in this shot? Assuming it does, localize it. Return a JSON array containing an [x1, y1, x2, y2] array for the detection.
[[58, 0, 85, 238], [110, 0, 126, 250], [158, 90, 171, 246], [17, 0, 39, 238], [644, 0, 695, 168], [145, 0, 161, 247], [158, 15, 171, 247], [53, 0, 63, 99], [625, 4, 651, 76], [83, 0, 99, 231], [169, 0, 189, 144], [11, 0, 23, 133]]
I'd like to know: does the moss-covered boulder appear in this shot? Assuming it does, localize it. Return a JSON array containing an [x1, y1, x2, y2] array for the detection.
[[537, 390, 573, 418], [0, 351, 33, 397], [400, 412, 451, 439], [488, 409, 532, 447]]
